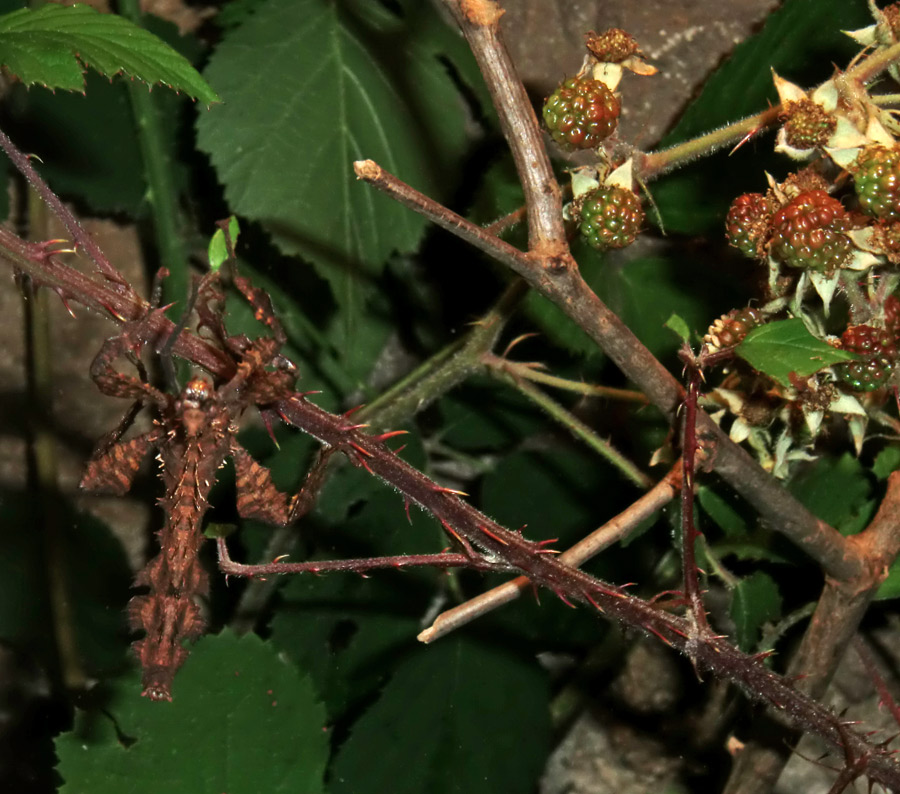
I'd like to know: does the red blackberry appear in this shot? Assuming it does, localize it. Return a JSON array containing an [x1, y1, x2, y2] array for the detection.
[[834, 324, 898, 392], [885, 293, 900, 343], [577, 185, 643, 249], [543, 77, 619, 150], [852, 144, 900, 220], [769, 190, 852, 271], [725, 193, 772, 259]]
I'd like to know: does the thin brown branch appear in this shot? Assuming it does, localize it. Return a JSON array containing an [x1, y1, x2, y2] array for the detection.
[[0, 128, 131, 289], [680, 358, 709, 630], [419, 462, 681, 643], [217, 537, 513, 577], [438, 0, 569, 258]]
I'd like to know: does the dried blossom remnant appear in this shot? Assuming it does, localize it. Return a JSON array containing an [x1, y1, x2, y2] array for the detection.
[[585, 28, 639, 63], [80, 272, 303, 700]]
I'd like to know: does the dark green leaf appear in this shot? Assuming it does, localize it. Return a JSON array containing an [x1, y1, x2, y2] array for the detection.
[[330, 636, 551, 794], [873, 445, 900, 480], [595, 255, 741, 363], [196, 0, 469, 320], [876, 561, 900, 600], [55, 631, 327, 793], [0, 494, 131, 673], [788, 453, 874, 536], [270, 482, 438, 718], [736, 319, 856, 387], [0, 4, 218, 101], [730, 571, 782, 651], [665, 313, 692, 344], [698, 485, 749, 537]]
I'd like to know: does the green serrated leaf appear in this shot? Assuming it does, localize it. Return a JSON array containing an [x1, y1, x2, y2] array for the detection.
[[788, 452, 875, 535], [55, 631, 327, 793], [330, 636, 551, 794], [730, 571, 782, 651], [195, 0, 469, 321], [736, 318, 856, 386], [873, 445, 900, 480], [0, 4, 219, 102]]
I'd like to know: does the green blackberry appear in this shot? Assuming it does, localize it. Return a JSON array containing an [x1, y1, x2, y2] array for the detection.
[[725, 193, 772, 259], [769, 190, 852, 271], [780, 98, 835, 150], [543, 77, 619, 150], [578, 185, 643, 250], [853, 144, 900, 220], [834, 324, 898, 392]]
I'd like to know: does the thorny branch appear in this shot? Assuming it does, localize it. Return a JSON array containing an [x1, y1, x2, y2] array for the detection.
[[0, 0, 899, 788]]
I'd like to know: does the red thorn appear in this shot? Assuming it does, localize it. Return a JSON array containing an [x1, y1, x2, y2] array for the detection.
[[345, 422, 370, 431], [343, 404, 365, 418], [646, 625, 674, 647], [54, 289, 77, 318], [99, 300, 128, 322], [262, 412, 281, 449], [584, 591, 605, 613], [392, 444, 407, 455], [441, 522, 466, 546], [373, 429, 409, 442], [553, 589, 577, 609], [404, 498, 412, 524], [479, 525, 509, 545], [349, 441, 374, 458], [432, 484, 468, 497], [356, 455, 375, 475]]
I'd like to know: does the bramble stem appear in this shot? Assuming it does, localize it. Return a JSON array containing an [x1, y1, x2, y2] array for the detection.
[[484, 353, 653, 489], [638, 105, 783, 180], [484, 354, 648, 403], [217, 537, 512, 577], [419, 462, 681, 643]]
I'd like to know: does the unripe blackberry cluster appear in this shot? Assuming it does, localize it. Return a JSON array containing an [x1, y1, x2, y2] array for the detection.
[[852, 144, 900, 220], [703, 308, 764, 352], [577, 185, 643, 250], [834, 324, 898, 392], [725, 193, 773, 259], [769, 190, 852, 271], [542, 77, 620, 150], [780, 98, 835, 151]]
